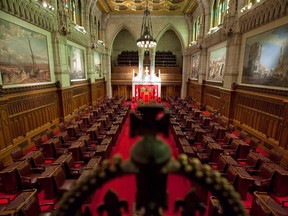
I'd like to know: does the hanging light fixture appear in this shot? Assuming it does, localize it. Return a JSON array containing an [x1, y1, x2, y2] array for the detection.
[[137, 0, 157, 48]]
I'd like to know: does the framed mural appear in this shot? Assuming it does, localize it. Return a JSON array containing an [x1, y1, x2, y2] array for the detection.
[[0, 18, 51, 85], [94, 51, 102, 78], [67, 44, 86, 80], [207, 46, 226, 82], [191, 53, 199, 80], [241, 23, 288, 88]]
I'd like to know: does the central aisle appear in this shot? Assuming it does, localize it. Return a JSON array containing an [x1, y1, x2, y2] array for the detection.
[[89, 105, 191, 215]]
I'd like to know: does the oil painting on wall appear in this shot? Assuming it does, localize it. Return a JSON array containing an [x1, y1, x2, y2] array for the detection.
[[207, 47, 226, 82], [94, 51, 102, 78], [242, 24, 288, 88], [67, 45, 85, 80], [191, 53, 199, 80], [0, 19, 50, 85]]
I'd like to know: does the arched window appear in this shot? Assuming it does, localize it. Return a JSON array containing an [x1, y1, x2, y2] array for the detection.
[[192, 16, 201, 42], [210, 0, 230, 29], [62, 0, 82, 25], [77, 0, 82, 26], [98, 20, 101, 40], [71, 0, 76, 23]]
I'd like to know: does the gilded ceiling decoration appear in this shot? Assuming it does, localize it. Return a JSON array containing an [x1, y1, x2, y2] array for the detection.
[[97, 0, 198, 15]]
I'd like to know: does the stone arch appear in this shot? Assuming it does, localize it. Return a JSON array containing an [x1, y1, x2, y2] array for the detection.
[[156, 23, 185, 54], [108, 24, 138, 55]]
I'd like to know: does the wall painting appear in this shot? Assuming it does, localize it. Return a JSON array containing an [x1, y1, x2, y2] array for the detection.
[[242, 24, 288, 88], [0, 19, 50, 85], [207, 46, 226, 82]]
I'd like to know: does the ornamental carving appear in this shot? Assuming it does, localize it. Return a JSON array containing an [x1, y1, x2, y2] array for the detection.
[[0, 0, 55, 32], [239, 0, 288, 33]]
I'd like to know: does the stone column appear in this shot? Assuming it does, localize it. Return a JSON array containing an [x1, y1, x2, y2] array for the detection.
[[138, 48, 145, 79], [223, 33, 242, 89], [51, 32, 70, 87], [87, 48, 95, 83], [181, 53, 190, 98], [104, 51, 112, 98], [150, 48, 156, 77], [198, 47, 207, 84], [204, 12, 211, 35]]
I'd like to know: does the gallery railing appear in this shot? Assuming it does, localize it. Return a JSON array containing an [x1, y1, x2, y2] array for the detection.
[[55, 105, 247, 216]]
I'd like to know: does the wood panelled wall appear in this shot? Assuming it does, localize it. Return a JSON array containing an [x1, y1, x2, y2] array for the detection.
[[187, 80, 288, 164], [0, 80, 106, 164]]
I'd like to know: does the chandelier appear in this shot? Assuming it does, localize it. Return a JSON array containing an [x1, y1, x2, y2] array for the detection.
[[137, 0, 157, 48]]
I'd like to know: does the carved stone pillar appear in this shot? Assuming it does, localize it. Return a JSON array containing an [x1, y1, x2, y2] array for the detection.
[[149, 48, 156, 77], [181, 54, 190, 98], [198, 47, 207, 84], [87, 48, 96, 82], [138, 48, 145, 79], [204, 13, 211, 35], [51, 32, 70, 87], [104, 52, 112, 98], [223, 33, 242, 89]]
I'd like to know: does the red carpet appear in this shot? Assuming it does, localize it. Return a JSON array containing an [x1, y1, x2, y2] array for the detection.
[[87, 112, 191, 216]]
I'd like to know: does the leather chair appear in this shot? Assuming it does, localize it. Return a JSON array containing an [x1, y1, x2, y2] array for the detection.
[[223, 139, 239, 159], [42, 139, 68, 159], [46, 129, 54, 139], [241, 152, 261, 172], [10, 147, 25, 162], [239, 130, 248, 141], [250, 163, 276, 192], [32, 135, 44, 150], [52, 167, 76, 197], [268, 148, 283, 164], [249, 137, 260, 152], [225, 166, 238, 185], [17, 160, 43, 189], [62, 154, 84, 179]]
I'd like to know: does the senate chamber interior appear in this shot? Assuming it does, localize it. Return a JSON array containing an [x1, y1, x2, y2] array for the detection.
[[0, 0, 288, 215]]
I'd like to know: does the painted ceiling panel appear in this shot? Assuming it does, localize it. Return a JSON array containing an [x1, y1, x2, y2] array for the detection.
[[97, 0, 198, 15]]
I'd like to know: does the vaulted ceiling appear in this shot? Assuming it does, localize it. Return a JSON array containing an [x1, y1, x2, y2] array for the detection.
[[96, 0, 198, 15]]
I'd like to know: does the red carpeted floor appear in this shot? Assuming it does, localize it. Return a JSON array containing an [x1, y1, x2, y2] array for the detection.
[[87, 104, 191, 216]]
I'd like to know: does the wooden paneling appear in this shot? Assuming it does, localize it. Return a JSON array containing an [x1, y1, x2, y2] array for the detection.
[[234, 91, 284, 145], [6, 90, 59, 140], [0, 80, 107, 164], [112, 85, 132, 100], [203, 85, 221, 111], [91, 79, 106, 103], [187, 81, 203, 102]]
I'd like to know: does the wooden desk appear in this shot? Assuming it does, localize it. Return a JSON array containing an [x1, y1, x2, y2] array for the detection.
[[268, 163, 288, 197], [234, 139, 251, 159], [0, 161, 25, 194], [41, 138, 62, 159], [95, 145, 109, 158], [0, 189, 39, 215], [232, 166, 254, 200], [209, 143, 224, 163], [220, 154, 239, 166], [68, 141, 85, 162], [21, 150, 44, 167], [85, 157, 102, 170], [67, 124, 79, 137], [252, 192, 288, 216], [38, 164, 61, 199], [53, 153, 73, 165]]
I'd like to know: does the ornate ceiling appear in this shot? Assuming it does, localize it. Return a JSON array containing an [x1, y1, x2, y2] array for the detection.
[[97, 0, 198, 15]]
